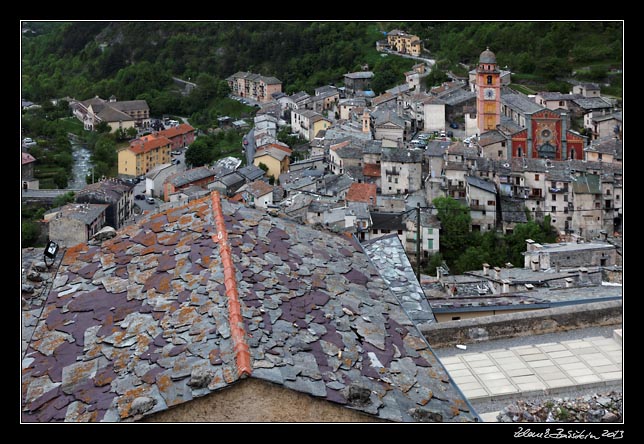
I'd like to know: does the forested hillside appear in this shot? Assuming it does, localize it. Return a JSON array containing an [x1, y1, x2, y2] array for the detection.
[[22, 21, 623, 114]]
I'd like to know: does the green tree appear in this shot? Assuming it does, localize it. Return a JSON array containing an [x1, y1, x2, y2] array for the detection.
[[95, 121, 111, 133], [52, 191, 75, 207], [454, 246, 490, 275], [257, 162, 269, 173], [423, 67, 449, 89], [433, 197, 473, 267], [54, 171, 68, 189], [185, 137, 214, 167], [424, 252, 444, 277], [22, 220, 41, 247]]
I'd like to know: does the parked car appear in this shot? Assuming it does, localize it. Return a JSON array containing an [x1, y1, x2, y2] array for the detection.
[[146, 197, 155, 204], [172, 159, 181, 165], [135, 194, 145, 200], [449, 122, 459, 129], [447, 130, 454, 138]]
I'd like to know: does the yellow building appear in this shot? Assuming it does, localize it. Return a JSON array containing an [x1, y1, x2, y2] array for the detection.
[[386, 30, 422, 57], [253, 145, 291, 180], [118, 135, 172, 177]]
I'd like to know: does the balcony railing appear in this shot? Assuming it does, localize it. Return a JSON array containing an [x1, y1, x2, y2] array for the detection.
[[385, 169, 400, 176]]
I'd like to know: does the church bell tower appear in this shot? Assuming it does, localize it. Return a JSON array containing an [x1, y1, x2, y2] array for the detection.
[[476, 47, 501, 135]]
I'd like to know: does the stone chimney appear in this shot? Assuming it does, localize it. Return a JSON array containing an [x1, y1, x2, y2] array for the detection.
[[565, 278, 574, 288], [578, 267, 589, 283], [531, 259, 539, 272], [524, 283, 534, 291], [482, 263, 490, 276], [501, 279, 510, 293], [505, 262, 513, 268], [494, 267, 501, 280], [525, 238, 536, 251]]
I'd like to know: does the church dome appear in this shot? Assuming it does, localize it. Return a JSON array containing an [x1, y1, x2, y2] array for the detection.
[[479, 47, 497, 64]]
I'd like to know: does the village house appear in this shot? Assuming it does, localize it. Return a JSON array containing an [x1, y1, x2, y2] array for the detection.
[[402, 211, 441, 258], [290, 109, 332, 141], [21, 192, 477, 423], [22, 152, 39, 190], [570, 96, 614, 120], [572, 83, 601, 97], [343, 71, 374, 96], [328, 140, 363, 175], [571, 174, 603, 239], [238, 179, 275, 209], [118, 134, 172, 178], [524, 239, 617, 269], [75, 178, 134, 230], [338, 98, 367, 120], [373, 109, 407, 147], [236, 164, 266, 183], [72, 96, 150, 132], [534, 91, 582, 111], [44, 203, 108, 248], [584, 110, 622, 141], [278, 91, 311, 113], [385, 29, 423, 56], [144, 163, 179, 199], [380, 148, 423, 195], [405, 63, 429, 90], [465, 176, 498, 232], [156, 123, 195, 150], [345, 182, 377, 208], [478, 130, 509, 160], [226, 71, 282, 103], [163, 166, 218, 201], [209, 172, 246, 198], [253, 145, 291, 180], [422, 96, 447, 132]]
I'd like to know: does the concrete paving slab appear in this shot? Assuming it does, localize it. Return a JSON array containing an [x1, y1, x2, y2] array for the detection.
[[462, 353, 490, 362], [478, 372, 509, 381], [445, 362, 469, 370], [473, 365, 502, 374], [438, 356, 462, 365], [613, 329, 622, 345], [484, 384, 519, 395], [527, 360, 556, 368], [512, 375, 542, 384], [522, 353, 549, 362], [546, 350, 574, 358], [479, 411, 500, 422], [599, 371, 622, 381], [566, 367, 595, 377], [538, 344, 567, 352], [515, 347, 543, 356], [458, 381, 486, 391], [559, 362, 590, 371], [517, 381, 547, 391], [545, 378, 574, 388], [448, 368, 475, 377], [467, 359, 496, 369], [451, 375, 479, 384], [504, 367, 535, 377], [488, 350, 515, 359], [579, 356, 612, 367], [572, 374, 602, 384], [554, 356, 583, 364], [561, 340, 590, 349], [462, 388, 489, 399], [571, 346, 601, 355]]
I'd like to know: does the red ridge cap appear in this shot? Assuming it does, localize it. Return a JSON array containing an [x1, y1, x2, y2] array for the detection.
[[210, 191, 252, 378]]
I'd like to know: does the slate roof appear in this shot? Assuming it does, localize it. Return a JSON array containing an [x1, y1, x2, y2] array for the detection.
[[362, 235, 436, 326], [168, 167, 217, 188], [447, 142, 478, 158], [381, 148, 423, 164], [244, 179, 274, 198], [254, 147, 289, 162], [237, 165, 265, 182], [572, 97, 613, 110], [586, 138, 622, 156], [76, 179, 133, 204], [51, 203, 109, 225], [344, 71, 374, 80], [478, 130, 506, 146], [374, 110, 405, 128], [572, 174, 601, 194], [97, 106, 133, 123], [501, 93, 544, 114], [424, 141, 450, 157], [466, 176, 497, 194], [370, 212, 405, 231], [21, 192, 476, 423], [110, 100, 150, 113]]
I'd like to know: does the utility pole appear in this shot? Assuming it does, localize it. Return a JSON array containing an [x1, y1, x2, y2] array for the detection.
[[416, 202, 421, 282]]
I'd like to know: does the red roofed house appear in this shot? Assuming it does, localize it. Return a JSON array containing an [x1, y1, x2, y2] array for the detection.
[[239, 179, 275, 209], [118, 134, 172, 177], [345, 182, 377, 208], [362, 163, 382, 189], [157, 123, 195, 150], [22, 152, 39, 190]]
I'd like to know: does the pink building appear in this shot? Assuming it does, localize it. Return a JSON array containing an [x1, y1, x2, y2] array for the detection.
[[226, 72, 282, 103], [157, 123, 195, 150]]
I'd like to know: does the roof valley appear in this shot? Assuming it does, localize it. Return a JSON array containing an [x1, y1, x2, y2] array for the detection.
[[210, 191, 252, 378]]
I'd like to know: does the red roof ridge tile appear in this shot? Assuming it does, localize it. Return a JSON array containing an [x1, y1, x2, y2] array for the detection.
[[210, 191, 252, 378]]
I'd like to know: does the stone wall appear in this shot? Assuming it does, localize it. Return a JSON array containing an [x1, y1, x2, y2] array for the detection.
[[421, 300, 622, 348], [144, 377, 382, 423]]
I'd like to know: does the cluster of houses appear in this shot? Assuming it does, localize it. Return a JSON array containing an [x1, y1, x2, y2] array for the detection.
[[30, 43, 622, 271]]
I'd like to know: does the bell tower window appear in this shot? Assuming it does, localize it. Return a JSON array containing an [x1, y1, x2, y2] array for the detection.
[[487, 75, 492, 85]]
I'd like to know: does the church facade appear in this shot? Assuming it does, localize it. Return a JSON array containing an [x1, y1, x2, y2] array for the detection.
[[476, 48, 587, 161]]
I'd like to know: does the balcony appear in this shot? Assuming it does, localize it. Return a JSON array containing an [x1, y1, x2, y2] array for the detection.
[[549, 187, 568, 194], [385, 169, 400, 176]]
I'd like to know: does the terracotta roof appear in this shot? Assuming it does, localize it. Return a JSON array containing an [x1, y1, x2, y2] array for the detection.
[[128, 135, 172, 155], [21, 191, 477, 423], [157, 123, 194, 139], [345, 183, 377, 204], [363, 163, 381, 177], [330, 140, 351, 152], [22, 152, 36, 165]]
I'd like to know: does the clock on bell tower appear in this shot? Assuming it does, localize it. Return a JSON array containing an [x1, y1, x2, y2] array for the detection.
[[476, 47, 501, 135]]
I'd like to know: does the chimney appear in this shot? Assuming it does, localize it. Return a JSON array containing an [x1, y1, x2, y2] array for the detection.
[[578, 267, 589, 283], [531, 259, 539, 272], [494, 267, 501, 280], [505, 262, 513, 268], [555, 261, 560, 273], [526, 239, 536, 251], [482, 263, 490, 276], [565, 277, 574, 288], [436, 267, 442, 280], [501, 279, 510, 293], [524, 283, 534, 291]]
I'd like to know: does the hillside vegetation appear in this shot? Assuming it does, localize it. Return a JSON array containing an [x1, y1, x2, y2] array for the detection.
[[22, 21, 622, 118]]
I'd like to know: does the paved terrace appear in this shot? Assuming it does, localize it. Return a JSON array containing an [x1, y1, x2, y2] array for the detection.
[[435, 332, 622, 402]]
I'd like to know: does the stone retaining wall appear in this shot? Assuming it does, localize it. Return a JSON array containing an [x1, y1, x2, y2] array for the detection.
[[421, 300, 622, 348]]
